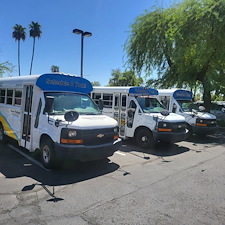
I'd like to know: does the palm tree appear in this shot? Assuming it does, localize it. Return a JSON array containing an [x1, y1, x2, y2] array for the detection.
[[29, 21, 42, 75], [51, 65, 59, 73], [12, 24, 26, 76]]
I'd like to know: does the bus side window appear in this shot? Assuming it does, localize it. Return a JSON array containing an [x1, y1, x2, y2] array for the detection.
[[14, 89, 22, 106], [0, 89, 6, 104], [160, 96, 170, 109], [34, 99, 42, 128], [92, 93, 101, 105], [103, 93, 113, 108], [172, 103, 177, 113], [6, 89, 13, 105], [115, 95, 119, 110], [127, 100, 136, 128], [121, 95, 127, 111]]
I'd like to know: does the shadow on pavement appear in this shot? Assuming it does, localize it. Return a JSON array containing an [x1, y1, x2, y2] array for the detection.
[[0, 143, 119, 187], [120, 139, 190, 157], [186, 128, 225, 145]]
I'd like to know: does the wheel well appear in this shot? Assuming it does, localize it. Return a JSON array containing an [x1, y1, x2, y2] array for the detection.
[[134, 126, 152, 137], [39, 134, 53, 148]]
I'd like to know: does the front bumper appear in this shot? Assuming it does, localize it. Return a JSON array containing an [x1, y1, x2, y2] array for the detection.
[[192, 125, 218, 135], [54, 138, 122, 161], [152, 130, 188, 143]]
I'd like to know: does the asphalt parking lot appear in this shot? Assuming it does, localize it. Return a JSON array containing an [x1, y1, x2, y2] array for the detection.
[[0, 129, 225, 225]]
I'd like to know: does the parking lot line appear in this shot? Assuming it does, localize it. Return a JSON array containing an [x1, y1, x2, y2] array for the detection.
[[115, 151, 126, 156], [7, 144, 50, 172]]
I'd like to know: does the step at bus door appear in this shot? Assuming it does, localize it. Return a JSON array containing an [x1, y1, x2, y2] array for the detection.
[[21, 85, 33, 149], [114, 93, 127, 138]]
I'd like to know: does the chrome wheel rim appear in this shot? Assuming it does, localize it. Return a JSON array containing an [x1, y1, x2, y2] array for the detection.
[[43, 145, 50, 164]]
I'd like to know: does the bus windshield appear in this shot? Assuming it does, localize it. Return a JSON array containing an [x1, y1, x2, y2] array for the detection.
[[45, 92, 101, 115], [177, 100, 199, 112], [137, 96, 166, 113]]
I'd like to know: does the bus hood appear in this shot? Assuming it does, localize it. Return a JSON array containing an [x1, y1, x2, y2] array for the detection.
[[50, 114, 118, 129], [150, 112, 186, 122], [183, 111, 216, 119]]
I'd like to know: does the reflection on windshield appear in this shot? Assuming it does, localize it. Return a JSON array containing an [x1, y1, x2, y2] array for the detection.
[[137, 96, 166, 113], [45, 92, 101, 115], [177, 100, 199, 112]]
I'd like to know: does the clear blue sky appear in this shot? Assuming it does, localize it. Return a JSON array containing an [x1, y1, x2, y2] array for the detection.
[[0, 0, 173, 86]]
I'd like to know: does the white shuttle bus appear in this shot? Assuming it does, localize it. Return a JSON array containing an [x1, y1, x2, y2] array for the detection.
[[90, 87, 188, 148], [0, 73, 121, 168], [158, 89, 217, 136]]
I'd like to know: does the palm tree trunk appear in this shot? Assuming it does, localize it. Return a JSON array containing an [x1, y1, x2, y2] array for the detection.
[[18, 40, 20, 76], [30, 37, 35, 75]]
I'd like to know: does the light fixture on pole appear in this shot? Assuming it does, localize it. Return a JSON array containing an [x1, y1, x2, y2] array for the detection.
[[73, 29, 92, 77]]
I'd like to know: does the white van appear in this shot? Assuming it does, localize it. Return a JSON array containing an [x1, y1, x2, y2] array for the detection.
[[91, 86, 188, 148], [0, 73, 121, 168], [158, 89, 217, 136]]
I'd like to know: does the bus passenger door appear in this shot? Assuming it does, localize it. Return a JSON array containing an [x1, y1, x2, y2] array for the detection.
[[114, 93, 127, 138], [20, 85, 33, 150]]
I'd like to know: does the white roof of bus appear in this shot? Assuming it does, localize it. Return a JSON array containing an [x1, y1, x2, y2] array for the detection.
[[158, 89, 187, 95], [0, 74, 40, 82], [0, 75, 41, 88], [92, 86, 136, 93], [0, 73, 77, 88]]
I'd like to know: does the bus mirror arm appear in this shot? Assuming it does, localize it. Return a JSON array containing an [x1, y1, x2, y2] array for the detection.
[[98, 99, 104, 111]]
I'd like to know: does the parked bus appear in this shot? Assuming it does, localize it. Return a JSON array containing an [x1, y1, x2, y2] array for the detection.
[[90, 86, 188, 148], [158, 89, 217, 136], [0, 73, 121, 168]]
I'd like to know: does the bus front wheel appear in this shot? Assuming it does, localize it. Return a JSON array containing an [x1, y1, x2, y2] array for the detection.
[[40, 138, 57, 169], [135, 128, 154, 149]]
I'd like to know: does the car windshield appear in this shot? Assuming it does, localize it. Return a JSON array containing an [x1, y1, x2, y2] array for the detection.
[[177, 100, 199, 112], [137, 96, 166, 113], [45, 92, 101, 115]]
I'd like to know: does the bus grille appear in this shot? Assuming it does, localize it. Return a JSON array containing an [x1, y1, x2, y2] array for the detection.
[[81, 128, 115, 146], [172, 122, 186, 133]]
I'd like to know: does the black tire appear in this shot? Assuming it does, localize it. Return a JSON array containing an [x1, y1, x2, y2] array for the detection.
[[135, 128, 154, 148], [40, 138, 57, 169], [0, 123, 7, 144]]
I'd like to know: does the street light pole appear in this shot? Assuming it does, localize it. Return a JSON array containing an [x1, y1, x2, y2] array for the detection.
[[73, 29, 92, 77]]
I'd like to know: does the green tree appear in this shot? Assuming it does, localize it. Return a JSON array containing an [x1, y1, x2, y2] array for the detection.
[[0, 61, 14, 77], [51, 65, 59, 72], [29, 21, 42, 75], [108, 69, 143, 86], [126, 0, 225, 111], [12, 24, 26, 76], [91, 81, 101, 86]]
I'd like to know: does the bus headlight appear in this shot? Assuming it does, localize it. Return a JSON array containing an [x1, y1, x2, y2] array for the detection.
[[114, 126, 119, 133], [68, 130, 77, 137], [158, 121, 172, 132], [196, 118, 207, 127]]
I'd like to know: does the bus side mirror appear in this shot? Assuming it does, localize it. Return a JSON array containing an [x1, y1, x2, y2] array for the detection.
[[45, 96, 54, 113], [127, 108, 135, 118], [161, 110, 170, 116], [64, 111, 79, 122], [98, 99, 103, 111], [199, 106, 205, 112], [172, 103, 177, 113]]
